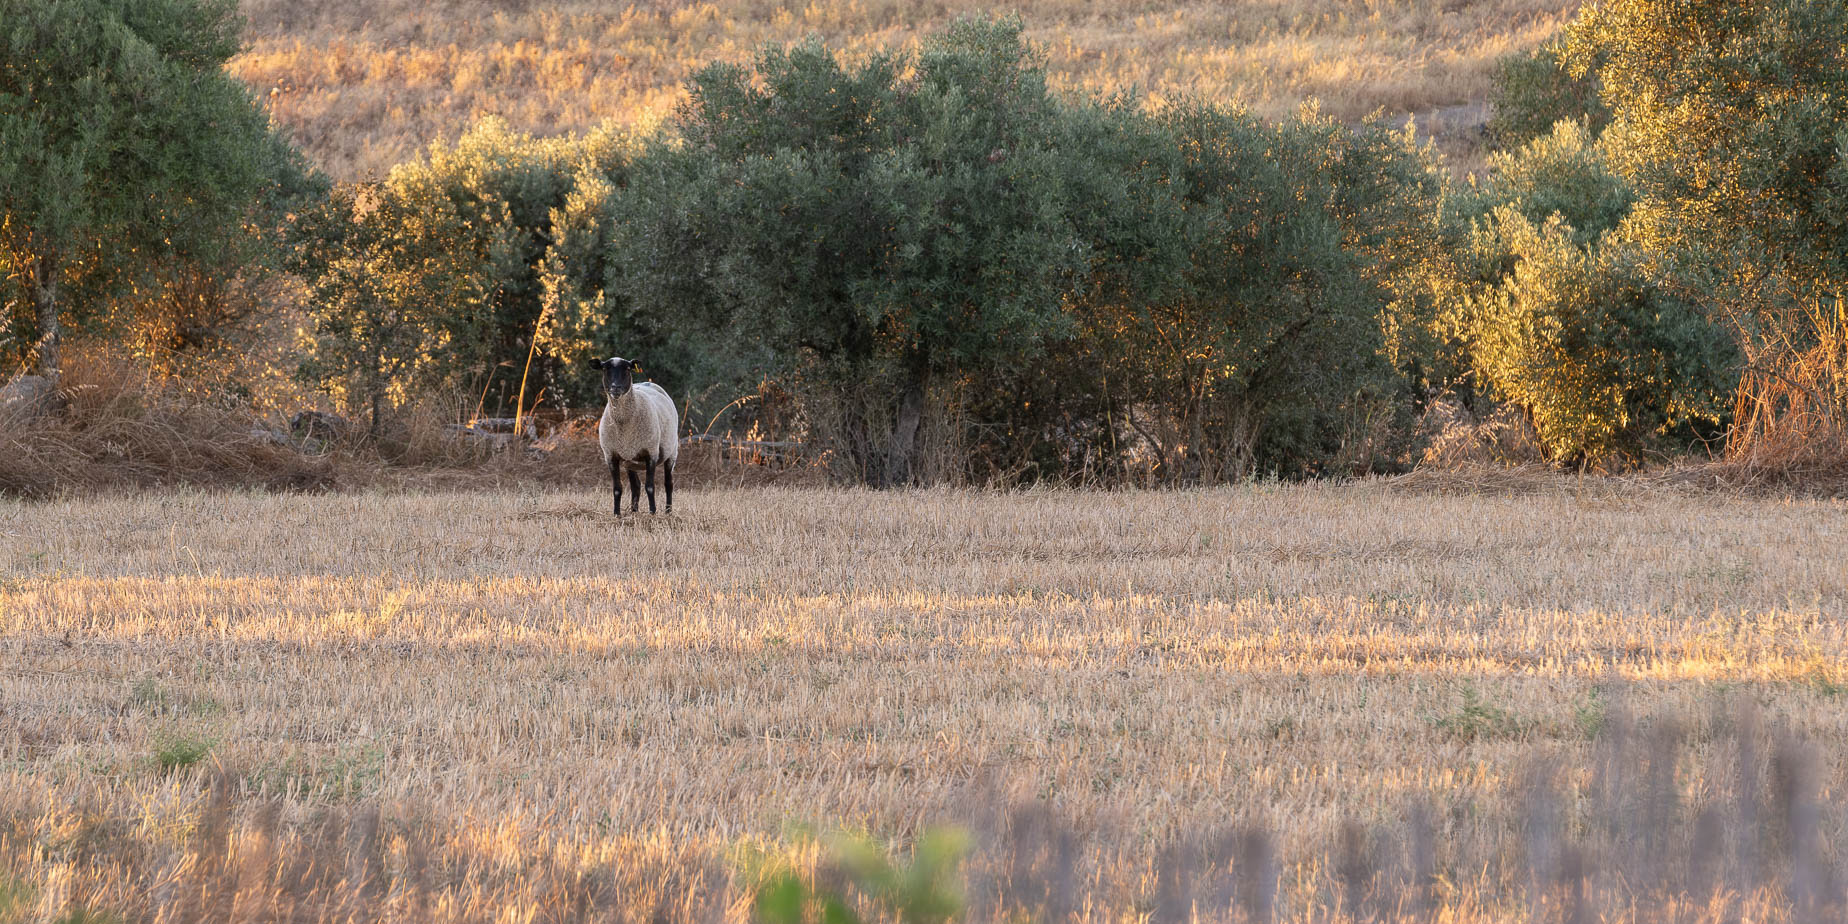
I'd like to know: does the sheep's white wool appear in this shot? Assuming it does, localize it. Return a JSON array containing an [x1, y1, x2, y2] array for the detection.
[[597, 356, 678, 514], [599, 381, 679, 469]]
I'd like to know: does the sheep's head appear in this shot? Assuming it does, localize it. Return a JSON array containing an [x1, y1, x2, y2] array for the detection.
[[593, 356, 639, 400]]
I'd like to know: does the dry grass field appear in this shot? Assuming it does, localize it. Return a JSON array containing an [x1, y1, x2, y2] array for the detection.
[[1, 481, 1845, 920], [231, 0, 1582, 179]]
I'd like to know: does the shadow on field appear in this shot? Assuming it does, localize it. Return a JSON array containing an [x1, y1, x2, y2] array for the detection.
[[515, 506, 725, 530], [0, 700, 1841, 922]]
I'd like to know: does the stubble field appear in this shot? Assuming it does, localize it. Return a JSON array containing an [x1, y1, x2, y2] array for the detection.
[[1, 481, 1845, 921]]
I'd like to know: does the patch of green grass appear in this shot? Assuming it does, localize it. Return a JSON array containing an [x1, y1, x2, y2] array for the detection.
[[242, 743, 387, 801], [52, 909, 120, 924], [1573, 688, 1608, 739], [746, 826, 970, 924], [127, 676, 223, 717], [151, 731, 214, 775], [1433, 684, 1526, 743], [1803, 665, 1845, 698], [0, 875, 34, 922], [127, 676, 169, 714]]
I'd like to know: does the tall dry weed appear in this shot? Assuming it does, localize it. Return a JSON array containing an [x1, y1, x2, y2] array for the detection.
[[0, 347, 335, 498], [1719, 319, 1848, 494]]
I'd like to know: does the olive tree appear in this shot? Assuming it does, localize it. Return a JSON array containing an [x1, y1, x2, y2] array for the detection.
[[0, 0, 304, 388], [287, 183, 482, 436], [1083, 104, 1447, 481], [290, 119, 634, 427], [619, 18, 1095, 485], [1565, 0, 1848, 447], [1445, 120, 1734, 466], [1469, 210, 1735, 467]]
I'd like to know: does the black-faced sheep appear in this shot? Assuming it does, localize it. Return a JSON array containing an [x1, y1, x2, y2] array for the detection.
[[592, 357, 678, 515]]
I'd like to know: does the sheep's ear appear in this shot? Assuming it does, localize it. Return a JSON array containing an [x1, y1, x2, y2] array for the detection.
[[627, 358, 642, 372], [590, 358, 607, 370]]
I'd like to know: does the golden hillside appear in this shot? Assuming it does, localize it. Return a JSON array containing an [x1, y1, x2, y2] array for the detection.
[[233, 0, 1583, 180]]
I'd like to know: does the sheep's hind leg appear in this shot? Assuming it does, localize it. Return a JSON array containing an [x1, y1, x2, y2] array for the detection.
[[609, 457, 623, 516], [628, 467, 642, 515], [645, 458, 657, 514], [663, 460, 673, 513]]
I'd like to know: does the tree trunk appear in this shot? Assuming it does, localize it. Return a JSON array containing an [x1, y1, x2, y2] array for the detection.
[[884, 365, 928, 487], [840, 399, 874, 484], [30, 252, 60, 390], [366, 339, 385, 440]]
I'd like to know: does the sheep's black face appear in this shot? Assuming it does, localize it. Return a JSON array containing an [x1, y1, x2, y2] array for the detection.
[[595, 357, 637, 400]]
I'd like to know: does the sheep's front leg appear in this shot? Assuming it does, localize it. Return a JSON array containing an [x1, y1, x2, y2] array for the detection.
[[628, 467, 642, 515], [645, 458, 657, 514], [609, 457, 622, 516], [663, 460, 673, 513]]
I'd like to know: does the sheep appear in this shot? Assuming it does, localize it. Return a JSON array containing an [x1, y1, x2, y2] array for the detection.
[[592, 356, 678, 516]]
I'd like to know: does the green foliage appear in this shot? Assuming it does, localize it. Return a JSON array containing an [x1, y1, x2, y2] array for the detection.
[[152, 730, 214, 774], [384, 119, 631, 407], [1468, 212, 1735, 467], [0, 875, 31, 923], [1802, 664, 1845, 699], [1462, 120, 1632, 249], [127, 676, 169, 714], [1565, 0, 1848, 282], [0, 0, 311, 380], [1095, 103, 1365, 479], [1294, 113, 1455, 472], [1565, 0, 1848, 445], [241, 743, 387, 800], [753, 827, 970, 924], [1444, 120, 1735, 467], [623, 18, 1102, 484], [288, 183, 483, 433], [266, 18, 1453, 482], [534, 128, 720, 409], [947, 96, 1183, 481], [1433, 685, 1525, 743], [1069, 105, 1448, 480], [1485, 41, 1609, 151], [621, 18, 1452, 484], [1572, 689, 1608, 739], [289, 119, 635, 428]]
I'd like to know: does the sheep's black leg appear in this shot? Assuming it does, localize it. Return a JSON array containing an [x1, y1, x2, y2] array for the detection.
[[664, 460, 673, 512], [645, 458, 657, 514], [609, 457, 622, 516], [628, 468, 642, 514]]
